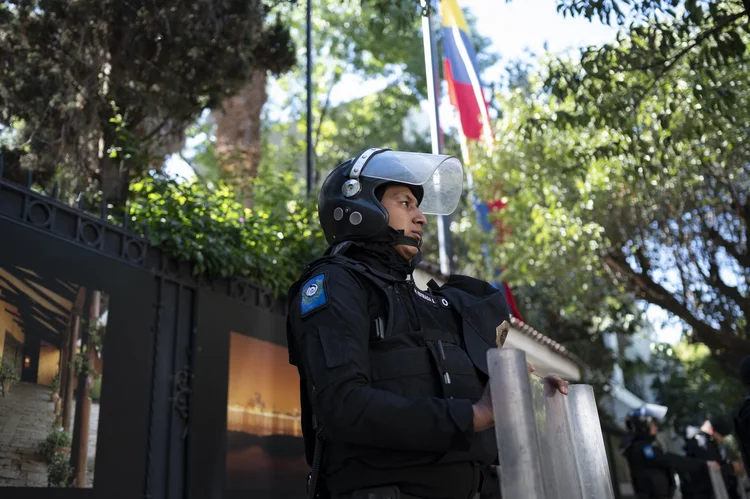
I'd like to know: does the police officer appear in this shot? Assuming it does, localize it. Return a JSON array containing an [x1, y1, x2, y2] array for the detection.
[[683, 417, 738, 499], [622, 407, 714, 499], [286, 149, 569, 499], [734, 356, 750, 478]]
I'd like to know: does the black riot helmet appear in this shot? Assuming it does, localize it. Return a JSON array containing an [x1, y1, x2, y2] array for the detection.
[[626, 404, 669, 437], [318, 148, 464, 248]]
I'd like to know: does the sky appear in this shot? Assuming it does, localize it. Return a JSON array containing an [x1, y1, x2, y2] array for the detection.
[[164, 0, 685, 345]]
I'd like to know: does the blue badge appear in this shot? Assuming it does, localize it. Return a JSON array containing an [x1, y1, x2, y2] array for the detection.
[[643, 445, 655, 460], [301, 274, 327, 316]]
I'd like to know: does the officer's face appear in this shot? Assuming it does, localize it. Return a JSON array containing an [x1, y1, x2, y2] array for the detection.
[[381, 185, 427, 260]]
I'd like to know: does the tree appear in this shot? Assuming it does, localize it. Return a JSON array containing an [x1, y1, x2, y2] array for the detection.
[[207, 0, 428, 207], [548, 0, 748, 116], [476, 37, 750, 374], [0, 0, 295, 206], [649, 341, 745, 433], [187, 1, 496, 191]]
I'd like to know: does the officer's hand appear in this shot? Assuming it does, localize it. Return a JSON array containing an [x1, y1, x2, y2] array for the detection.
[[472, 382, 495, 432], [527, 362, 536, 373], [707, 461, 720, 471], [545, 374, 569, 395]]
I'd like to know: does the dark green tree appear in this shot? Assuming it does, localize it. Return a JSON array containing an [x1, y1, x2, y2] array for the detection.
[[0, 0, 295, 205]]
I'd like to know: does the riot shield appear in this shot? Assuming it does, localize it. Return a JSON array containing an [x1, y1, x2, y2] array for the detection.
[[708, 463, 731, 499], [487, 348, 616, 499]]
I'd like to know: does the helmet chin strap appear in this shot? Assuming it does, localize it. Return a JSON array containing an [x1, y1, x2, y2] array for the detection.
[[389, 228, 422, 249]]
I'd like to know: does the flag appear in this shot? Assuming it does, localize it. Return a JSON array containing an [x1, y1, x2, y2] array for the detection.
[[440, 0, 492, 142], [441, 0, 522, 320]]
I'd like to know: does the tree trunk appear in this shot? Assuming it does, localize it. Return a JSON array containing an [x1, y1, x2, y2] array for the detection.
[[70, 289, 98, 488], [98, 121, 131, 208], [212, 67, 268, 208]]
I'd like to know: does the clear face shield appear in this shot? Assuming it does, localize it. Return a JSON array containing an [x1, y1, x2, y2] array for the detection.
[[348, 149, 464, 215], [642, 403, 668, 422]]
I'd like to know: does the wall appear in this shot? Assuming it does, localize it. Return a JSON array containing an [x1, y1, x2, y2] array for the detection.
[[0, 298, 25, 362], [37, 342, 60, 386]]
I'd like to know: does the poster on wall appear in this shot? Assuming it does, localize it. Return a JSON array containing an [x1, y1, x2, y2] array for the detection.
[[0, 264, 107, 488], [225, 332, 308, 494]]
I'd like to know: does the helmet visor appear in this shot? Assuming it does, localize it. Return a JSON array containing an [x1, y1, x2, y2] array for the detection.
[[643, 403, 668, 422], [361, 151, 464, 215]]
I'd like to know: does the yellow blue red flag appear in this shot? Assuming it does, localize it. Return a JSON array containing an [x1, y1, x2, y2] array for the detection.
[[440, 0, 492, 142]]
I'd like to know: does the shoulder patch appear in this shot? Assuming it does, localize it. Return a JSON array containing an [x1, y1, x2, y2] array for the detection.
[[301, 273, 328, 317], [643, 445, 655, 460]]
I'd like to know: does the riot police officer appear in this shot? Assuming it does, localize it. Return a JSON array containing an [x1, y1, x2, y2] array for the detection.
[[683, 417, 740, 499], [622, 406, 714, 499], [286, 149, 569, 499]]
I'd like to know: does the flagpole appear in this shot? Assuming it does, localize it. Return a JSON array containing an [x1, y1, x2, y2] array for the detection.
[[305, 0, 314, 195], [421, 0, 453, 276]]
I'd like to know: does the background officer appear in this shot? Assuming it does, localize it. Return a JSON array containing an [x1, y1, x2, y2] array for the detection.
[[683, 417, 738, 499], [286, 149, 568, 499], [622, 406, 715, 499]]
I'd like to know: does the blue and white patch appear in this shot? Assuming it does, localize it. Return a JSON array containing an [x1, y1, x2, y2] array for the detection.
[[301, 273, 328, 317], [642, 445, 655, 460]]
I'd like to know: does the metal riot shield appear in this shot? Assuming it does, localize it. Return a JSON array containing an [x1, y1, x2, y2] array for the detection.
[[487, 348, 616, 499], [708, 463, 731, 499]]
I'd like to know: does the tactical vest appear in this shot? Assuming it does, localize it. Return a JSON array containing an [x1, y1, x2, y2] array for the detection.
[[287, 252, 505, 471]]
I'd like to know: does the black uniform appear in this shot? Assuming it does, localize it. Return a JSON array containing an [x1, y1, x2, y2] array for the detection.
[[734, 395, 750, 478], [682, 431, 736, 499], [622, 434, 705, 499], [286, 243, 507, 499]]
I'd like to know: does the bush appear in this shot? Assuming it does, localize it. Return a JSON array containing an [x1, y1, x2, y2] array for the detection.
[[50, 372, 60, 393], [0, 357, 20, 388], [128, 173, 327, 297], [89, 377, 102, 403], [38, 428, 72, 463], [47, 453, 73, 488]]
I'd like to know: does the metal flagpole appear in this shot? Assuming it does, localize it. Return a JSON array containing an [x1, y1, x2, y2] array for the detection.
[[421, 0, 454, 276], [305, 0, 314, 195]]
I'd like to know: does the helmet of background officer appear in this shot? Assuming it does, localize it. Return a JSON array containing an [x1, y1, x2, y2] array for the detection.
[[702, 416, 732, 443], [626, 404, 669, 438], [626, 408, 659, 438], [318, 148, 464, 261]]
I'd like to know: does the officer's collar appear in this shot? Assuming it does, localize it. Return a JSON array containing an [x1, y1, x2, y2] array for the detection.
[[346, 242, 416, 281]]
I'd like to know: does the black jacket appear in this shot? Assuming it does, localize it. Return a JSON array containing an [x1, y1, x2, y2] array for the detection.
[[682, 431, 736, 499], [622, 434, 705, 499], [286, 244, 509, 499]]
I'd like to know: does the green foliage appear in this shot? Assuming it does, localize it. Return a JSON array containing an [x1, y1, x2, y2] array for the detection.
[[0, 357, 20, 387], [38, 428, 72, 463], [265, 0, 494, 177], [550, 0, 748, 113], [650, 342, 745, 433], [477, 36, 750, 372], [0, 0, 296, 204], [128, 166, 326, 297], [47, 453, 73, 488], [50, 372, 60, 394], [90, 377, 102, 403]]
